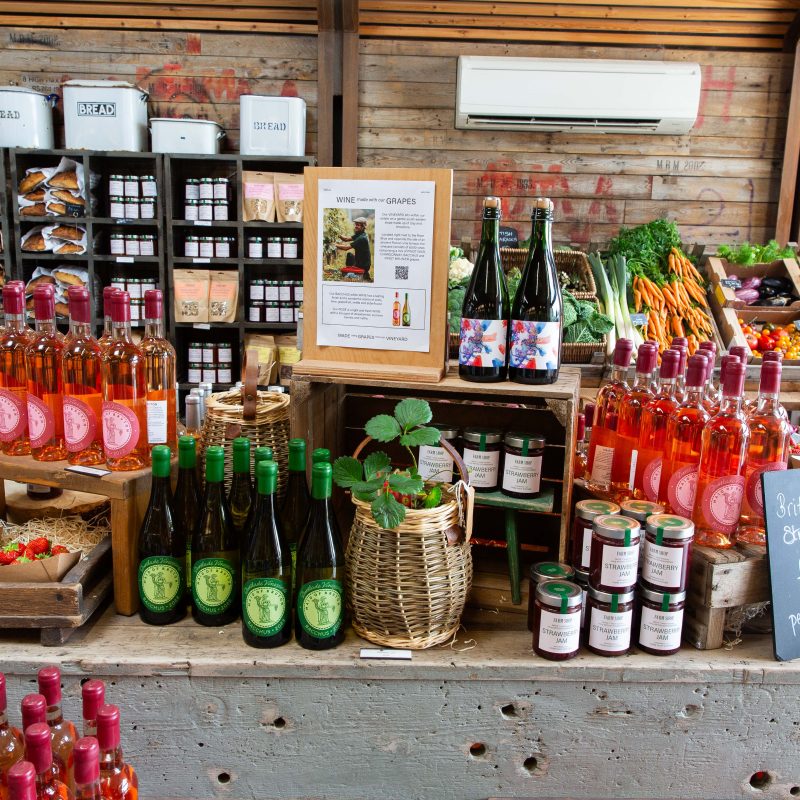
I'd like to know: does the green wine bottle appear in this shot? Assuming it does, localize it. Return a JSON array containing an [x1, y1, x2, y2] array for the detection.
[[173, 435, 201, 601], [254, 446, 274, 470], [295, 462, 345, 650], [228, 437, 253, 539], [242, 460, 292, 648], [138, 445, 185, 625], [192, 445, 239, 626], [281, 438, 310, 560], [312, 448, 331, 464]]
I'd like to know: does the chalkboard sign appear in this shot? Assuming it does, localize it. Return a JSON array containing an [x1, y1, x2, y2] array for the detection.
[[499, 226, 519, 248], [762, 468, 800, 661], [721, 278, 742, 289]]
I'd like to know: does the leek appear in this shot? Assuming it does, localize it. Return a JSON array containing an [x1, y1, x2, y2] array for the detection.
[[588, 252, 617, 356]]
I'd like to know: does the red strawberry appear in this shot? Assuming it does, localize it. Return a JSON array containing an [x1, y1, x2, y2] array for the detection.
[[0, 551, 16, 566], [50, 545, 69, 556], [27, 537, 50, 556], [3, 542, 24, 557], [23, 545, 37, 561]]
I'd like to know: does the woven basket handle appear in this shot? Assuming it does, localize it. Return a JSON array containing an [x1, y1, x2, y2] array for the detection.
[[242, 348, 258, 421]]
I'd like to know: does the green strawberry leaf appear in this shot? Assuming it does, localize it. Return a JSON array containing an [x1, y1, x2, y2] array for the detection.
[[371, 491, 406, 530], [387, 473, 424, 495], [363, 451, 391, 481], [365, 414, 402, 443], [332, 456, 364, 488], [394, 398, 432, 430], [399, 426, 441, 447]]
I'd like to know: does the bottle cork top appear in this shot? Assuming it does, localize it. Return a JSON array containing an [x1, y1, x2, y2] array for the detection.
[[110, 291, 131, 324], [37, 666, 61, 706], [760, 360, 782, 394], [583, 402, 595, 427], [82, 680, 105, 723], [8, 762, 36, 800], [482, 196, 501, 209], [723, 360, 746, 397], [96, 704, 121, 751], [68, 286, 91, 324], [2, 283, 24, 315], [533, 197, 553, 210], [21, 695, 46, 731], [612, 338, 634, 367]]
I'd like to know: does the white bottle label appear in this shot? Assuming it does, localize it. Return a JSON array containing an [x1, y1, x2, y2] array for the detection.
[[463, 448, 500, 489], [591, 444, 614, 485], [537, 609, 580, 654], [628, 449, 638, 490], [146, 399, 168, 444], [588, 607, 632, 652], [581, 527, 593, 568], [642, 541, 684, 588], [600, 543, 639, 588], [502, 454, 542, 495], [639, 605, 684, 651], [418, 445, 454, 483]]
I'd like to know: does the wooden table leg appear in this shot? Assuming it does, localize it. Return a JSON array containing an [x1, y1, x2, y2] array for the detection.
[[110, 495, 141, 616], [0, 479, 7, 521], [505, 508, 521, 605]]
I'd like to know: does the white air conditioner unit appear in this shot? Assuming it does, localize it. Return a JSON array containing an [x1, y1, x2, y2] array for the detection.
[[456, 56, 701, 135]]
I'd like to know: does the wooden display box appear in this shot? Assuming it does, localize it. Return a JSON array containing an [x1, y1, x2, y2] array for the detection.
[[706, 256, 800, 310], [711, 298, 800, 364]]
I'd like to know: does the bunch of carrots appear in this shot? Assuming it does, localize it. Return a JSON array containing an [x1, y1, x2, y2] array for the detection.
[[632, 247, 713, 355]]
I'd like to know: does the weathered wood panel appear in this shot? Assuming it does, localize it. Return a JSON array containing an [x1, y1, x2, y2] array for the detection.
[[359, 39, 791, 247], [0, 27, 318, 153]]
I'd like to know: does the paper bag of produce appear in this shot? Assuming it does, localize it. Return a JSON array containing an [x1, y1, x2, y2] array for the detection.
[[174, 269, 210, 323], [209, 270, 239, 324], [244, 333, 278, 385], [242, 171, 275, 222], [274, 173, 304, 223]]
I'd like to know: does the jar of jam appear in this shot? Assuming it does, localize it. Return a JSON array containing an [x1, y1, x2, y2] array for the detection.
[[187, 363, 202, 384], [123, 198, 139, 219], [213, 177, 229, 200], [571, 499, 620, 571], [279, 305, 294, 323], [184, 199, 199, 221], [279, 281, 293, 303], [198, 199, 214, 221], [248, 236, 263, 259], [501, 433, 545, 499], [213, 199, 228, 221], [589, 514, 640, 592], [532, 580, 583, 661], [641, 514, 694, 593], [199, 178, 214, 200], [124, 235, 140, 257], [109, 196, 125, 218], [199, 237, 215, 259], [185, 178, 200, 201], [110, 233, 125, 255], [637, 586, 686, 655], [123, 175, 140, 198], [139, 197, 155, 219], [527, 562, 575, 632], [283, 237, 299, 259], [267, 237, 282, 258], [585, 586, 634, 656], [141, 175, 157, 198], [294, 282, 304, 302], [217, 363, 232, 384], [218, 344, 233, 363], [185, 235, 200, 258], [574, 566, 589, 630], [215, 236, 231, 259], [462, 428, 502, 492], [249, 301, 265, 322], [108, 175, 124, 196], [418, 426, 458, 484], [187, 342, 203, 362], [139, 234, 156, 256], [265, 302, 280, 322]]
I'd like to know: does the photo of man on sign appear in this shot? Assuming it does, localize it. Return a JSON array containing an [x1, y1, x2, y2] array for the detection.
[[322, 208, 375, 282]]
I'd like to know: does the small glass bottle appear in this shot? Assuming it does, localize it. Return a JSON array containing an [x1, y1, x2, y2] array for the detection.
[[22, 724, 70, 800], [80, 681, 104, 739], [36, 669, 76, 796], [706, 353, 740, 417], [571, 499, 620, 571], [585, 586, 634, 656], [96, 706, 137, 800], [73, 738, 100, 800], [532, 580, 582, 660], [526, 562, 574, 633], [636, 587, 686, 655], [589, 514, 640, 593], [7, 761, 36, 800], [0, 284, 32, 456], [461, 428, 502, 492]]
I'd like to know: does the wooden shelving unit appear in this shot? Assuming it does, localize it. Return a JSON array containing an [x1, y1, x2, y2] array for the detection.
[[0, 151, 11, 291]]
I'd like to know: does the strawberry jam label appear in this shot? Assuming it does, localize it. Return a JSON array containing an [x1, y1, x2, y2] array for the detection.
[[667, 464, 699, 517], [63, 396, 97, 452], [102, 401, 140, 459], [700, 474, 745, 535], [745, 461, 787, 516], [26, 394, 54, 448], [642, 457, 662, 502], [0, 388, 27, 441]]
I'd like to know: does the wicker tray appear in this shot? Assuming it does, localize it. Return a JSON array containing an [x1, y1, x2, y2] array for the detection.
[[500, 248, 597, 300]]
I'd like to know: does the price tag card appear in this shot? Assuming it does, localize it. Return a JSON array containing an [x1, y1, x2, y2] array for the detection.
[[499, 226, 519, 248], [720, 278, 742, 289], [116, 256, 134, 263], [629, 313, 648, 327], [194, 220, 212, 227], [65, 465, 111, 478], [359, 648, 413, 660], [192, 258, 210, 264], [192, 323, 211, 330]]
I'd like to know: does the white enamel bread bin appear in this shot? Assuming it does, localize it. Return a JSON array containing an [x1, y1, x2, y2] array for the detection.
[[62, 80, 148, 151], [239, 95, 306, 156], [150, 118, 225, 154], [0, 87, 57, 149]]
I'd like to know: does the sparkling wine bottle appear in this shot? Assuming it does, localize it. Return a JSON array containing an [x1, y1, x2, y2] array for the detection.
[[23, 725, 70, 800], [0, 674, 23, 800], [101, 292, 149, 471], [586, 338, 633, 493], [281, 438, 310, 567], [72, 739, 100, 800], [96, 706, 137, 800], [658, 354, 710, 517], [509, 198, 562, 384], [80, 683, 104, 740], [138, 445, 185, 625], [610, 342, 657, 499], [228, 437, 253, 540], [141, 290, 177, 452], [242, 460, 292, 648], [96, 288, 118, 353], [26, 286, 66, 462], [738, 360, 792, 545], [458, 196, 509, 382], [311, 448, 330, 465], [254, 446, 274, 470], [402, 293, 410, 327], [295, 462, 345, 650], [0, 284, 32, 456], [62, 287, 104, 467], [36, 671, 75, 797], [633, 349, 681, 501], [692, 360, 749, 548], [173, 435, 201, 602], [192, 446, 239, 626]]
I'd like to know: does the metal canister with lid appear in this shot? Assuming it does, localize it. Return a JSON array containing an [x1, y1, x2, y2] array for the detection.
[[527, 562, 575, 632], [418, 425, 459, 484]]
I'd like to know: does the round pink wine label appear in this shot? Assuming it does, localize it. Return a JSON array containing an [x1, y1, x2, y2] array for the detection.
[[102, 401, 140, 459], [745, 461, 787, 516], [63, 396, 98, 452], [26, 394, 54, 448], [643, 457, 662, 502], [0, 389, 27, 442], [701, 474, 745, 535], [667, 464, 699, 517]]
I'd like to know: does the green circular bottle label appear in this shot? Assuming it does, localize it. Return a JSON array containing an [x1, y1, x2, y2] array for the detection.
[[243, 578, 288, 637], [297, 579, 343, 638], [192, 558, 235, 614], [138, 556, 184, 613]]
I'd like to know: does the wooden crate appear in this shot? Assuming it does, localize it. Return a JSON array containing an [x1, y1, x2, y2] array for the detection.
[[0, 535, 112, 645], [706, 256, 800, 311], [683, 543, 769, 651]]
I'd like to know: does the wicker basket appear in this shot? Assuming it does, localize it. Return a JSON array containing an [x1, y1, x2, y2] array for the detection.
[[200, 351, 291, 496], [500, 248, 597, 300], [345, 436, 473, 650]]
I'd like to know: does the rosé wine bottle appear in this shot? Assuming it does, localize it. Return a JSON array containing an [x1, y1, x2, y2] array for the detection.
[[97, 288, 118, 354], [72, 740, 100, 800], [37, 671, 75, 797], [670, 337, 688, 402], [743, 351, 788, 419], [62, 288, 104, 467], [586, 338, 633, 494], [574, 414, 587, 479], [80, 684, 104, 740], [19, 694, 63, 786], [96, 706, 137, 800], [0, 674, 24, 800], [698, 341, 721, 413], [738, 360, 792, 545], [7, 761, 36, 800], [706, 353, 740, 417], [0, 284, 32, 456], [22, 725, 70, 800], [141, 290, 177, 452], [633, 349, 681, 501], [692, 360, 749, 548]]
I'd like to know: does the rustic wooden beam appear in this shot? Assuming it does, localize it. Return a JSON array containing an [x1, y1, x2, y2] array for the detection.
[[341, 0, 359, 166], [776, 39, 800, 245], [317, 0, 336, 166]]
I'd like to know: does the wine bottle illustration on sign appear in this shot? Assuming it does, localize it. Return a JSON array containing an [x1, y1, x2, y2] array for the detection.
[[392, 292, 401, 327], [458, 195, 510, 382], [402, 293, 411, 327]]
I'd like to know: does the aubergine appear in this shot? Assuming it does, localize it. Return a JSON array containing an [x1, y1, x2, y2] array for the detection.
[[760, 295, 794, 306], [758, 286, 778, 298], [760, 276, 793, 291]]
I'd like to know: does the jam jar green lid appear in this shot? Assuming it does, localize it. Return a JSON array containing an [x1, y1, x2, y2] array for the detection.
[[535, 580, 583, 610], [576, 499, 620, 522], [620, 499, 665, 523], [645, 514, 695, 542], [529, 562, 574, 583], [593, 514, 640, 543]]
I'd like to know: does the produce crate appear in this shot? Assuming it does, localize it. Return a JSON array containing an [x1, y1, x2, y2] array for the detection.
[[706, 256, 800, 311], [683, 543, 769, 650], [711, 300, 800, 365]]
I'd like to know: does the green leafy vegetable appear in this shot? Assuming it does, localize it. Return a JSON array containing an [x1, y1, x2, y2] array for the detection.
[[607, 219, 682, 285], [717, 240, 797, 265], [365, 414, 402, 443], [394, 398, 432, 429], [561, 288, 615, 346], [372, 491, 406, 530]]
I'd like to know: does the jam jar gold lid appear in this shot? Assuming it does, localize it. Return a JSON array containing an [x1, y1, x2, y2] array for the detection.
[[620, 499, 665, 523], [576, 499, 620, 522], [593, 514, 640, 543], [645, 514, 695, 542]]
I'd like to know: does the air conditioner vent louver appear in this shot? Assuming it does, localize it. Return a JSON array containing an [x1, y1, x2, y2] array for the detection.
[[467, 115, 662, 132]]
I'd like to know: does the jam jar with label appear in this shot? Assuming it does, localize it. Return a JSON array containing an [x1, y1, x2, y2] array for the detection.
[[527, 562, 575, 632], [418, 426, 459, 484], [571, 499, 620, 571], [636, 586, 686, 655], [462, 428, 502, 492], [621, 499, 666, 569], [532, 580, 583, 660], [589, 515, 641, 592], [585, 586, 634, 656], [641, 514, 694, 593], [501, 433, 545, 499]]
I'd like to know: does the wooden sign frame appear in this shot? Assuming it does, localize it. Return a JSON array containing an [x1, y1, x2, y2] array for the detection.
[[298, 166, 453, 383]]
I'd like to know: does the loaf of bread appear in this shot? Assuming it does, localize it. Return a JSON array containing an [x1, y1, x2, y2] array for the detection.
[[48, 170, 79, 191], [51, 189, 84, 207], [22, 233, 47, 252], [24, 189, 46, 203], [55, 302, 69, 318], [50, 225, 83, 242], [20, 203, 47, 217], [26, 275, 55, 292], [52, 269, 85, 286], [46, 202, 66, 216], [54, 241, 84, 255], [19, 171, 46, 194]]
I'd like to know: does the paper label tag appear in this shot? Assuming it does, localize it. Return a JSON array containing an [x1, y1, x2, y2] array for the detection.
[[589, 607, 632, 652], [102, 401, 141, 459], [667, 463, 699, 517], [463, 447, 500, 489], [63, 395, 98, 452], [146, 399, 168, 444], [459, 318, 508, 368], [639, 605, 683, 650], [116, 256, 134, 263], [581, 527, 593, 568], [245, 183, 275, 200], [746, 461, 786, 516], [0, 388, 27, 441], [194, 219, 212, 227], [243, 577, 288, 638], [591, 444, 614, 485], [418, 445, 455, 483], [360, 648, 413, 660], [509, 320, 560, 370], [700, 474, 745, 535], [643, 456, 663, 502], [537, 609, 581, 654]]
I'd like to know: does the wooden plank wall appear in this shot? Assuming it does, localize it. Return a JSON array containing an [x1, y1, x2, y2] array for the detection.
[[358, 39, 792, 248], [0, 27, 318, 154]]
